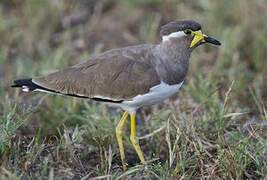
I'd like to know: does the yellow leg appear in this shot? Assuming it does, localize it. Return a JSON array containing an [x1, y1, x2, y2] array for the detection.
[[116, 111, 129, 170], [130, 113, 145, 164]]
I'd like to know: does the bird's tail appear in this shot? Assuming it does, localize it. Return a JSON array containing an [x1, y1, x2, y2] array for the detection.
[[11, 78, 50, 93], [12, 78, 123, 102]]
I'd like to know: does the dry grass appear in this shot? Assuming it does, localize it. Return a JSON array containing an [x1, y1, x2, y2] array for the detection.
[[0, 0, 267, 179]]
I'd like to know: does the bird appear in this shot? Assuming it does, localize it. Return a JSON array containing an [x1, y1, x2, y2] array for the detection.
[[12, 20, 221, 170]]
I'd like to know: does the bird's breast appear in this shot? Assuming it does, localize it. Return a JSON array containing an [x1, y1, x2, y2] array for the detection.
[[120, 81, 184, 111]]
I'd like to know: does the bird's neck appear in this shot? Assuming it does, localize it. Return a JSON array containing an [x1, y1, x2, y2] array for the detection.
[[151, 39, 192, 84], [157, 38, 192, 62]]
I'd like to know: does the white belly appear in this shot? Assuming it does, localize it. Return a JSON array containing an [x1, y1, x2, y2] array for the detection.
[[119, 81, 183, 113]]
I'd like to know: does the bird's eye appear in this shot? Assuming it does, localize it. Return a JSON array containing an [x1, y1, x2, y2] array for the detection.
[[184, 29, 192, 35]]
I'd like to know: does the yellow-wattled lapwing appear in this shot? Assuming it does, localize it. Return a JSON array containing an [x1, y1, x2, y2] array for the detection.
[[12, 20, 221, 169]]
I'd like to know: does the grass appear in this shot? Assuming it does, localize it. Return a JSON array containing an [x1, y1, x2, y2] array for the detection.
[[0, 0, 267, 179]]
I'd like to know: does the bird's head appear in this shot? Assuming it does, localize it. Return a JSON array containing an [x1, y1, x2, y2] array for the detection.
[[160, 20, 221, 48]]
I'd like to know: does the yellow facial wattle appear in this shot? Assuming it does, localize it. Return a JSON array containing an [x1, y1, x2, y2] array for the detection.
[[190, 30, 204, 48]]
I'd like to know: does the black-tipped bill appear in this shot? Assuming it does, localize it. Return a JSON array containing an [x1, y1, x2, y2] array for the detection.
[[204, 36, 221, 46]]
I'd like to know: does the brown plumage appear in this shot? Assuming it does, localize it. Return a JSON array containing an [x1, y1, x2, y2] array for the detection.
[[12, 20, 221, 105], [12, 20, 221, 169], [33, 45, 161, 101]]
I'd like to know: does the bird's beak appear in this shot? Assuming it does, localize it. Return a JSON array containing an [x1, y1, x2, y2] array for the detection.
[[190, 30, 221, 48]]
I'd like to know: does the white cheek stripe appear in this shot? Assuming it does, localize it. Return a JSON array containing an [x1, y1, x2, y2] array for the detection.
[[162, 31, 186, 42]]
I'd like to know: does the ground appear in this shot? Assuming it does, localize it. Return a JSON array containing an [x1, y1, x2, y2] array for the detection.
[[0, 0, 266, 179]]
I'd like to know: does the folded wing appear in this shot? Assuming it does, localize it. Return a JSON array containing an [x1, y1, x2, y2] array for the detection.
[[33, 55, 160, 101]]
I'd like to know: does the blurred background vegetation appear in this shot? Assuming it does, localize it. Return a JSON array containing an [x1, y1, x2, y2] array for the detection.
[[0, 0, 266, 179]]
